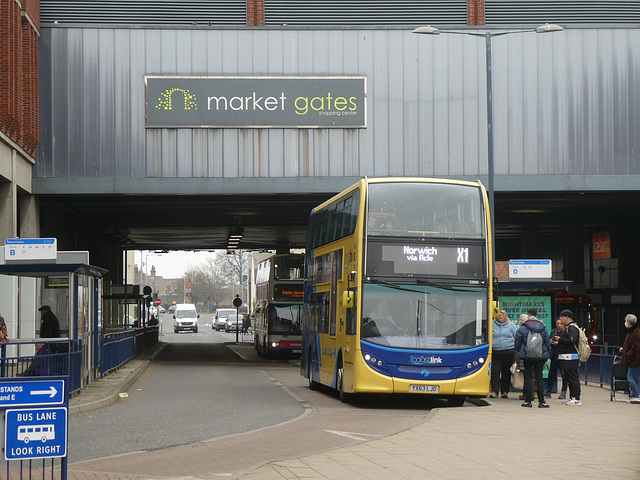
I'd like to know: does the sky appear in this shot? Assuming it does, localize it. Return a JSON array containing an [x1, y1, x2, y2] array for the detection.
[[134, 250, 218, 279]]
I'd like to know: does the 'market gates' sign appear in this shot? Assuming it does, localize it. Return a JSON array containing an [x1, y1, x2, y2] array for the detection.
[[146, 76, 367, 128]]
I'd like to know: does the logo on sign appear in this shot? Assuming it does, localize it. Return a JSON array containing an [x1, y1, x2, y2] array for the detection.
[[155, 88, 198, 111], [410, 355, 443, 365]]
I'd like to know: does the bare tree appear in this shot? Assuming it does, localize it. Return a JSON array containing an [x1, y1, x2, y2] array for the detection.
[[159, 250, 250, 309], [218, 250, 249, 306], [199, 255, 230, 309]]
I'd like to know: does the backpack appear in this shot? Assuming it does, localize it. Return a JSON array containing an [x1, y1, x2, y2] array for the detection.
[[524, 326, 543, 359], [570, 323, 592, 364]]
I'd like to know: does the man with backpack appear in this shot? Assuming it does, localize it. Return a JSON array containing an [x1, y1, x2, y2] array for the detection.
[[551, 309, 582, 405], [515, 308, 551, 408]]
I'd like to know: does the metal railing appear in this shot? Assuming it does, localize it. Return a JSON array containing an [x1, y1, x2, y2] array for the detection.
[[0, 327, 159, 393], [101, 326, 159, 377], [580, 345, 623, 388], [0, 340, 81, 394]]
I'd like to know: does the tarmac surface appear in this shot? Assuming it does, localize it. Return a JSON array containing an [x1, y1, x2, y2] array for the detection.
[[22, 342, 640, 479]]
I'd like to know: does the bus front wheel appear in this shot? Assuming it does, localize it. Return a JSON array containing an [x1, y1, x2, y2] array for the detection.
[[308, 355, 320, 391], [337, 361, 352, 403]]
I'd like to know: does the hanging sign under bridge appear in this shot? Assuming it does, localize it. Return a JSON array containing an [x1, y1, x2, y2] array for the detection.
[[145, 76, 367, 128]]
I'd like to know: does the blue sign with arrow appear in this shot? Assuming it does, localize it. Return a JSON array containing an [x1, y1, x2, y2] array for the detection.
[[0, 380, 64, 407]]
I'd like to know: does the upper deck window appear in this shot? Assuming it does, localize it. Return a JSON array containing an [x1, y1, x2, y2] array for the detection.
[[367, 182, 484, 239]]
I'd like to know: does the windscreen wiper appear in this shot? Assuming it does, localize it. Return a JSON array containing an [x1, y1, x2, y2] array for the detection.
[[415, 278, 479, 292]]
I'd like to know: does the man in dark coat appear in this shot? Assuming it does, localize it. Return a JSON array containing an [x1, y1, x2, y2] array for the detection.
[[551, 309, 582, 405], [38, 305, 60, 339]]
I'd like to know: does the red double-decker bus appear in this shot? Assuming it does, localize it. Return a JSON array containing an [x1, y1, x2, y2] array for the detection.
[[254, 253, 304, 358]]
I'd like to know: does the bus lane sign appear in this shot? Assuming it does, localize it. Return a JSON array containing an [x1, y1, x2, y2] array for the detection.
[[4, 407, 68, 460]]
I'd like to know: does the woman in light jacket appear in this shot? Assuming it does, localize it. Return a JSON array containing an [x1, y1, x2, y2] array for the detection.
[[490, 310, 517, 398]]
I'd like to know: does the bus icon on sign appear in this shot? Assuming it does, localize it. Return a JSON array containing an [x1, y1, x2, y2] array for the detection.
[[17, 425, 55, 443]]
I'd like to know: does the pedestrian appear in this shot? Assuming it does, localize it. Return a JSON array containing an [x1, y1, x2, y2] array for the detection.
[[21, 343, 51, 376], [0, 315, 8, 373], [519, 313, 528, 326], [242, 314, 252, 334], [516, 313, 533, 400], [515, 308, 551, 408], [38, 305, 61, 339], [490, 310, 517, 399], [0, 315, 7, 343], [545, 317, 568, 399], [551, 309, 582, 405], [619, 314, 640, 403]]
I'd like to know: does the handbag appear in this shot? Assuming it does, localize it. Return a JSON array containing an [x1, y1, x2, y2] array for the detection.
[[511, 362, 524, 390]]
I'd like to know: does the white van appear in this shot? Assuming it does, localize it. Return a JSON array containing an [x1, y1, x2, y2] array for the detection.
[[214, 308, 236, 331], [173, 303, 199, 333]]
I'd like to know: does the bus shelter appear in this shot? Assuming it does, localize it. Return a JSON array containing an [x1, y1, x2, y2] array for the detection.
[[0, 248, 106, 393]]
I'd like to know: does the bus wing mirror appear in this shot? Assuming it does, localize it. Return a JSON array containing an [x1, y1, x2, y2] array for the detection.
[[492, 301, 499, 320], [343, 291, 354, 309]]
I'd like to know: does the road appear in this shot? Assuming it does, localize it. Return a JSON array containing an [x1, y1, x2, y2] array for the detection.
[[69, 313, 295, 462], [67, 312, 452, 477]]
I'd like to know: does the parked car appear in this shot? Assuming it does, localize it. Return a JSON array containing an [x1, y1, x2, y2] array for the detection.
[[168, 305, 176, 315], [225, 313, 243, 332], [173, 303, 199, 333], [158, 305, 166, 314], [214, 308, 236, 331]]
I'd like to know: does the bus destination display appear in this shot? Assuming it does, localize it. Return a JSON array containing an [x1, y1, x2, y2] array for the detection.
[[274, 283, 304, 302], [367, 242, 484, 278]]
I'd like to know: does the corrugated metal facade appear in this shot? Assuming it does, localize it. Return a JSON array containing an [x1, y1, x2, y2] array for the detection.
[[37, 27, 640, 193]]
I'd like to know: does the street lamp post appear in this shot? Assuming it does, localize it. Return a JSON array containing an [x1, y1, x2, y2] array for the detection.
[[412, 24, 564, 267]]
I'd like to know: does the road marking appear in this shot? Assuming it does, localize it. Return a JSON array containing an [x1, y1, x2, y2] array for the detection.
[[324, 430, 381, 441]]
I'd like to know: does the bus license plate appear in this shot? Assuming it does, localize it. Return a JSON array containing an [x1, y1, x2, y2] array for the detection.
[[410, 385, 439, 393]]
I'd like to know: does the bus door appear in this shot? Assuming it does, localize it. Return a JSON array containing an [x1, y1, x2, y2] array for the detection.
[[338, 262, 358, 394]]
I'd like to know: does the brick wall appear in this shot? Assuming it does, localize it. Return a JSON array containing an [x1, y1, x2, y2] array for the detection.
[[0, 0, 39, 159], [468, 0, 485, 25], [247, 0, 264, 26]]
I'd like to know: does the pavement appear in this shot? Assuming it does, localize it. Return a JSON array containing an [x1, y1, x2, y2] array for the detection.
[[62, 343, 640, 479], [68, 341, 168, 415]]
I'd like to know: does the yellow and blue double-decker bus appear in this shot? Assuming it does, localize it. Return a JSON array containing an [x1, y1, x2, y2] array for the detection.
[[301, 177, 495, 405]]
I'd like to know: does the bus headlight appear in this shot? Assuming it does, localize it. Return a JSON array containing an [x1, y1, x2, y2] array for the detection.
[[362, 351, 390, 375], [459, 356, 485, 378]]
